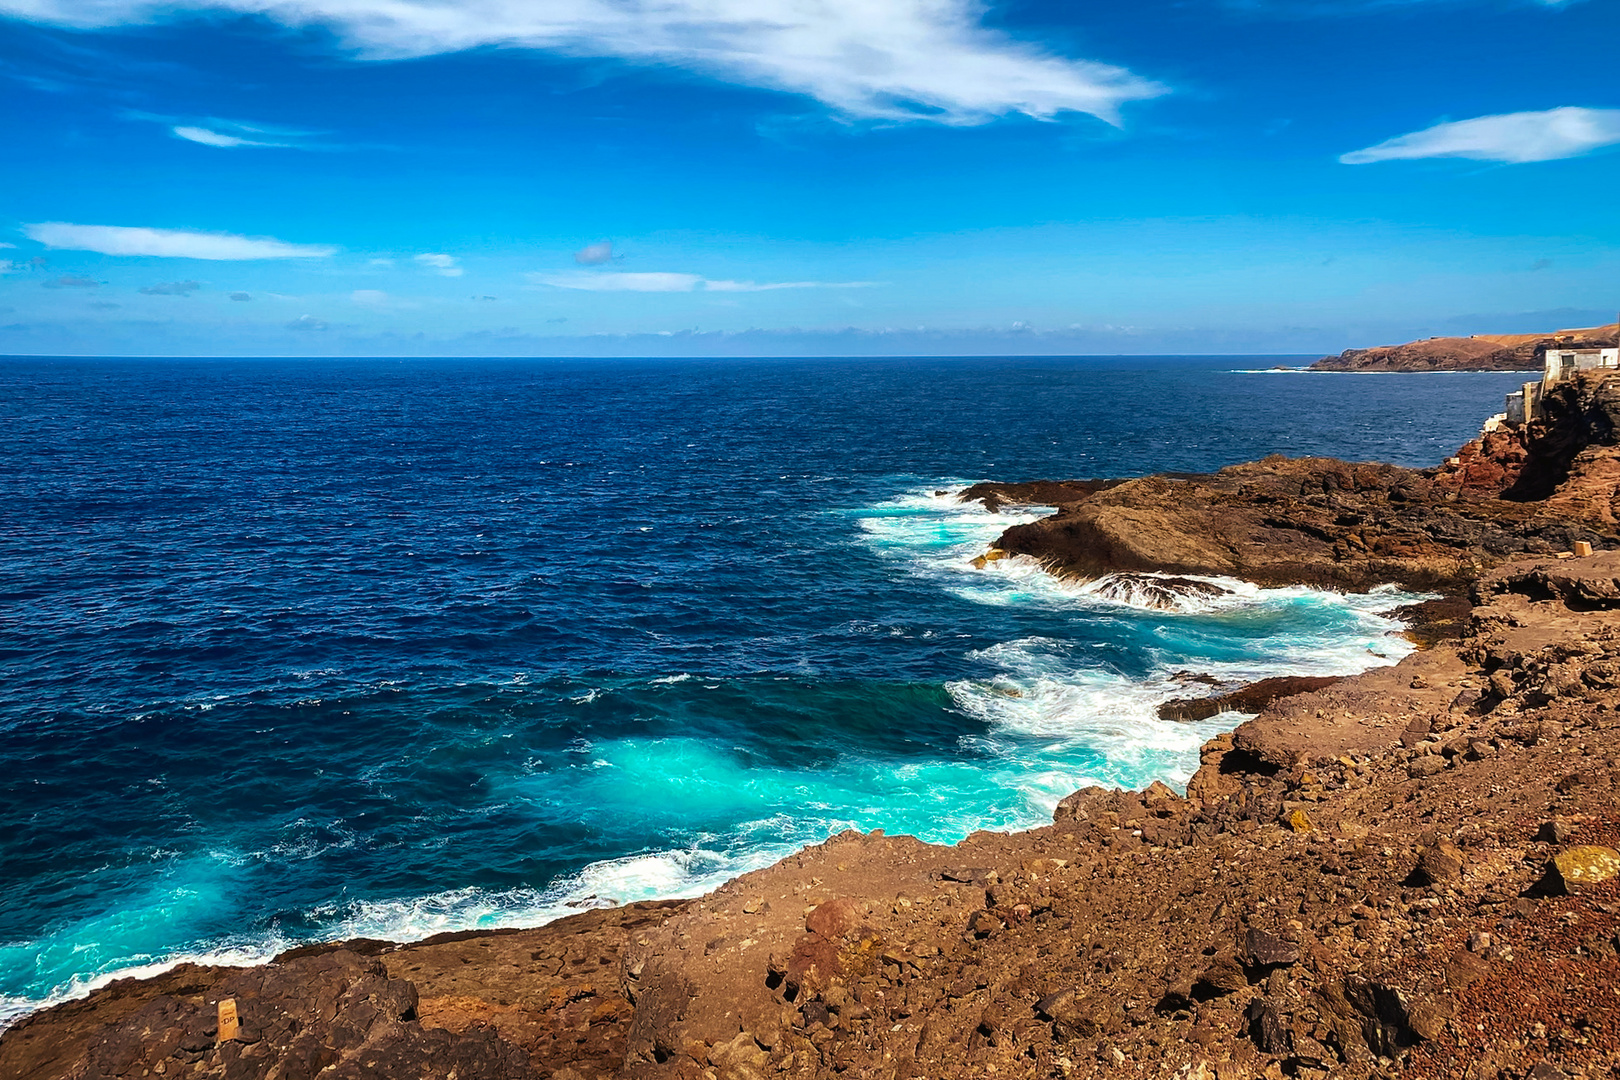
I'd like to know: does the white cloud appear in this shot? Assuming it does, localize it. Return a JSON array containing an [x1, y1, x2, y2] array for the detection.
[[286, 314, 329, 330], [2, 0, 1164, 124], [1342, 107, 1620, 164], [369, 257, 396, 267], [0, 242, 15, 248], [529, 271, 880, 292], [351, 288, 389, 304], [172, 124, 287, 148], [415, 252, 463, 277], [0, 260, 15, 274], [24, 222, 337, 259], [574, 241, 614, 265]]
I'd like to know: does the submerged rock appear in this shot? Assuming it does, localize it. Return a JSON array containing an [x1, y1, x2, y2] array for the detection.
[[1085, 573, 1233, 611]]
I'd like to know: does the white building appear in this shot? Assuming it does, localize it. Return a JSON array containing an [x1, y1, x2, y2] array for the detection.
[[1543, 346, 1620, 385]]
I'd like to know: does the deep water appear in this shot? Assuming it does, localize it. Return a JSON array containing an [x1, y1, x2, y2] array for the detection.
[[0, 356, 1529, 1023]]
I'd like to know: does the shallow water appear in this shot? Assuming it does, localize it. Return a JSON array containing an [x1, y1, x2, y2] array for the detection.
[[0, 356, 1526, 1023]]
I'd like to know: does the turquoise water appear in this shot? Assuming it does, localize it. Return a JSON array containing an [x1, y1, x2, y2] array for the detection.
[[0, 356, 1526, 1024]]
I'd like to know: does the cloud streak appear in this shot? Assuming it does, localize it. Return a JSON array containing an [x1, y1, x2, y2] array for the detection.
[[415, 252, 464, 277], [1342, 107, 1620, 164], [24, 223, 337, 259], [3, 0, 1164, 124], [527, 271, 879, 293], [172, 125, 289, 148]]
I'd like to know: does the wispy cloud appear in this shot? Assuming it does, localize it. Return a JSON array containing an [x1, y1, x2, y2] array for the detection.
[[42, 275, 100, 288], [24, 222, 337, 259], [1342, 107, 1620, 164], [528, 271, 880, 293], [574, 241, 614, 265], [415, 252, 463, 277], [138, 279, 202, 295], [172, 125, 288, 148], [229, 291, 252, 300], [351, 289, 389, 304], [125, 111, 321, 149], [4, 0, 1165, 124], [286, 314, 329, 330]]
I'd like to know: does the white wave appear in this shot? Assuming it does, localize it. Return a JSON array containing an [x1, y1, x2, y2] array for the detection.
[[650, 673, 694, 684], [306, 842, 797, 947], [0, 938, 287, 1033], [848, 483, 1424, 806]]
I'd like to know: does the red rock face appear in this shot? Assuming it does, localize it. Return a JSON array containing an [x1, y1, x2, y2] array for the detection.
[[1433, 428, 1531, 497]]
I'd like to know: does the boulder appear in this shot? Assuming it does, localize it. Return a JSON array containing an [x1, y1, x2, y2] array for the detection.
[[805, 898, 861, 940], [1549, 846, 1620, 893]]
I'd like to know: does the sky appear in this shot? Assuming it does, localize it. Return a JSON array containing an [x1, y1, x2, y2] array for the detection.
[[1, 0, 1618, 356]]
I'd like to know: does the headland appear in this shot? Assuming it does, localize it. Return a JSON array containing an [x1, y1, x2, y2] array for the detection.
[[11, 373, 1620, 1080], [1310, 323, 1618, 373]]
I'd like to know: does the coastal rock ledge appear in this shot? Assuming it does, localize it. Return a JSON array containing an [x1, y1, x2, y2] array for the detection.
[[13, 375, 1620, 1080]]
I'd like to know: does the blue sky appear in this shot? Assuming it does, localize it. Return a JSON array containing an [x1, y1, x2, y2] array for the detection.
[[2, 0, 1617, 356]]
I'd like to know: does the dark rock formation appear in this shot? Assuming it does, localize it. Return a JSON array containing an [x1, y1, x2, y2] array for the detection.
[[986, 375, 1620, 594], [1158, 674, 1344, 722], [988, 455, 1612, 592], [956, 480, 1121, 513], [1086, 573, 1233, 611]]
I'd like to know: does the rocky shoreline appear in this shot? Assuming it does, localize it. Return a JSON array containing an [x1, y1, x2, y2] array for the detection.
[[11, 375, 1620, 1080]]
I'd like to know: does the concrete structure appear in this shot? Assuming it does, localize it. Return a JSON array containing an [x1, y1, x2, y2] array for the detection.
[[1543, 347, 1620, 386], [1505, 392, 1526, 426], [1505, 344, 1616, 426]]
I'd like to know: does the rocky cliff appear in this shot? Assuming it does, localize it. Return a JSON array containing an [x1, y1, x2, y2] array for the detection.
[[1310, 324, 1617, 373], [12, 378, 1620, 1080]]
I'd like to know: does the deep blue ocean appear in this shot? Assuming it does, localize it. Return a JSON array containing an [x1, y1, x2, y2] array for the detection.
[[0, 356, 1529, 1023]]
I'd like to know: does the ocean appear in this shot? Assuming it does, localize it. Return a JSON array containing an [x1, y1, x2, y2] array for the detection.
[[0, 355, 1528, 1026]]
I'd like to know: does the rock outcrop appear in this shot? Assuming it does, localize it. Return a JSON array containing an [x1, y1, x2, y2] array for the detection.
[[984, 371, 1620, 593], [986, 455, 1610, 592]]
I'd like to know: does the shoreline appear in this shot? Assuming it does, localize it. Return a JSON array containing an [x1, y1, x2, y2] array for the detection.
[[0, 571, 1425, 1036], [10, 373, 1620, 1079]]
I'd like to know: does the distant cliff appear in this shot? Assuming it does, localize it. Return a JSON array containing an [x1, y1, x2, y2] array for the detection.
[[1311, 322, 1617, 372]]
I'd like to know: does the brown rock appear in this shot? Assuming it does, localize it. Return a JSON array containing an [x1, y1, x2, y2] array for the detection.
[[1159, 676, 1343, 723], [1195, 955, 1249, 997], [805, 898, 861, 940], [1413, 841, 1465, 885], [1244, 929, 1299, 968]]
